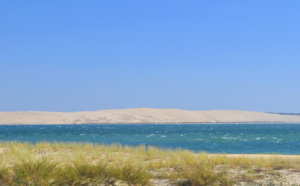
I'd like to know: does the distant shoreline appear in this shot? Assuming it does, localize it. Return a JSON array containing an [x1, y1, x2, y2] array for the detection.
[[2, 122, 300, 125], [1, 108, 300, 125]]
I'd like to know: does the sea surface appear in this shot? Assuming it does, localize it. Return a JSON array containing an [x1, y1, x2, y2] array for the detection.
[[0, 124, 300, 154]]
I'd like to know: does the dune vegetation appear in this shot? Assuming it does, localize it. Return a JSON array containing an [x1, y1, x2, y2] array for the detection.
[[0, 142, 299, 185]]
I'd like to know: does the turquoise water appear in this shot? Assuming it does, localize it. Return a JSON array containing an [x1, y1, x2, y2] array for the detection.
[[0, 124, 300, 154]]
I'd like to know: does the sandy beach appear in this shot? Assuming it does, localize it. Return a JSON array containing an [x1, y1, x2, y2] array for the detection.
[[1, 108, 300, 125]]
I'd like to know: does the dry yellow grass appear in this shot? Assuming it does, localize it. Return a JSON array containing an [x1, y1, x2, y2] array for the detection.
[[0, 142, 299, 185]]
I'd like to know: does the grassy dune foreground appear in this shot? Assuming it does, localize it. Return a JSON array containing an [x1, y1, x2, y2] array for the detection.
[[0, 142, 300, 185]]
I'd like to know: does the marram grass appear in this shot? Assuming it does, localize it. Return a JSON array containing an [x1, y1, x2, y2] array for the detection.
[[0, 142, 299, 185]]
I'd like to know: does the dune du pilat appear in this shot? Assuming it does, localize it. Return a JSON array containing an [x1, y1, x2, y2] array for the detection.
[[1, 108, 300, 125]]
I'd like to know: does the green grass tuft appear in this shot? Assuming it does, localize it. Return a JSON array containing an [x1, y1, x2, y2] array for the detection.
[[12, 158, 58, 185]]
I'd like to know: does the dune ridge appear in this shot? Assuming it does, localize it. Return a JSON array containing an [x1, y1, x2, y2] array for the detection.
[[1, 108, 300, 125]]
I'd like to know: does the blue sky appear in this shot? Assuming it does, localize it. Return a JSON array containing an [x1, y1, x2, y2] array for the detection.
[[1, 0, 299, 112]]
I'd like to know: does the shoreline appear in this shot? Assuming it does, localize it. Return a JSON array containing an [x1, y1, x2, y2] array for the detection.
[[0, 141, 299, 156], [213, 154, 300, 158], [2, 122, 300, 125]]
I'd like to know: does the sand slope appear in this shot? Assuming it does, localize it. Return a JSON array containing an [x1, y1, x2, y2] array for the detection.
[[1, 108, 300, 124]]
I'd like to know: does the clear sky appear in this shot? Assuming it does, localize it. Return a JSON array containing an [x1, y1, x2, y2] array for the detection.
[[1, 0, 299, 112]]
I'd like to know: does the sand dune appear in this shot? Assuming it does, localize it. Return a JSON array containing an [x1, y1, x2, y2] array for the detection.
[[1, 108, 300, 125]]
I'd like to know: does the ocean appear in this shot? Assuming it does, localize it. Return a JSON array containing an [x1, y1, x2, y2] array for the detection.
[[0, 124, 299, 154]]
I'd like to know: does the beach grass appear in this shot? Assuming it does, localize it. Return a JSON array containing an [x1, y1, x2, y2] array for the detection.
[[0, 142, 299, 185]]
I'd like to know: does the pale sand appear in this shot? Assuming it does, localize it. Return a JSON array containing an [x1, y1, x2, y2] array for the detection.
[[2, 109, 298, 165], [1, 108, 300, 125]]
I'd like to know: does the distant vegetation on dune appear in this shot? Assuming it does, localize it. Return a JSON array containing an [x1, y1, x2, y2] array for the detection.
[[267, 112, 300, 115]]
